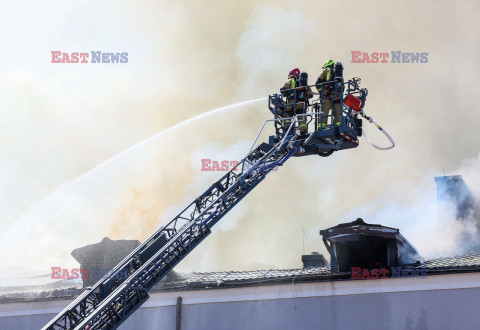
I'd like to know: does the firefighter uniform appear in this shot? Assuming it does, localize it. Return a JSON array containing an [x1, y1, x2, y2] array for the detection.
[[282, 76, 312, 134], [316, 62, 341, 129]]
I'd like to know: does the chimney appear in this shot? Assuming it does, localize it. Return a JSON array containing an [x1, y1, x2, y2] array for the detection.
[[301, 252, 329, 268], [320, 218, 423, 273], [434, 175, 475, 220]]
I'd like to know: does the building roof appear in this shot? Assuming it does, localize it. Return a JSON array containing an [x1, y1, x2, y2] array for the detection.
[[154, 252, 480, 292], [420, 252, 480, 270], [2, 252, 480, 303], [153, 267, 336, 292]]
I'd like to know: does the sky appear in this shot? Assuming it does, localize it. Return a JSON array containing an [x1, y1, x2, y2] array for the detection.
[[1, 0, 480, 285]]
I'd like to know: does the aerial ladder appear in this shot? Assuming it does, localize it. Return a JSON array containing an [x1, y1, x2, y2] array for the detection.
[[44, 77, 386, 329]]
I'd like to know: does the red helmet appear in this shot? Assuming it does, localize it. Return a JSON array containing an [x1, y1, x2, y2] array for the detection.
[[288, 68, 300, 77]]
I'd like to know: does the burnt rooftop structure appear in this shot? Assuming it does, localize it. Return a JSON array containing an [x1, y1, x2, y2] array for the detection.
[[71, 237, 141, 288], [71, 237, 179, 288], [320, 218, 423, 273]]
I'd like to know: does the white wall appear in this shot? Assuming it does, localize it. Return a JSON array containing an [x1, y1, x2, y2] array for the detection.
[[2, 273, 480, 329]]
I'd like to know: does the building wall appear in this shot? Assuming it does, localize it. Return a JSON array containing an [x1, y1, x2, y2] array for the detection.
[[2, 273, 480, 330]]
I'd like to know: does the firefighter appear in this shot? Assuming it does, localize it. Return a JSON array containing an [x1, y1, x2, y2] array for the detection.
[[280, 68, 312, 135], [316, 59, 341, 129]]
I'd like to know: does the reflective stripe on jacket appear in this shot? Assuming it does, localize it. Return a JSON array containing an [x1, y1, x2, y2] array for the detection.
[[316, 67, 333, 94]]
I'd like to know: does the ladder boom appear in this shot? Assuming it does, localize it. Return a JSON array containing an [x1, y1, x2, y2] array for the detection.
[[44, 140, 296, 330], [45, 77, 370, 329]]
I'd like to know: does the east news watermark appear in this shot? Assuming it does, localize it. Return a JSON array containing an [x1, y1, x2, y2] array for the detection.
[[51, 267, 128, 281], [201, 159, 239, 172], [351, 51, 428, 63], [351, 267, 429, 279], [200, 159, 277, 172], [51, 51, 128, 63]]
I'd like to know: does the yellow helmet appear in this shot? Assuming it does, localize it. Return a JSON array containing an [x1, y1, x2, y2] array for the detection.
[[323, 59, 335, 69]]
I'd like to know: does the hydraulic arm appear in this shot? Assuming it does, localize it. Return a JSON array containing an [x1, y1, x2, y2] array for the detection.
[[44, 140, 297, 330], [45, 77, 387, 329]]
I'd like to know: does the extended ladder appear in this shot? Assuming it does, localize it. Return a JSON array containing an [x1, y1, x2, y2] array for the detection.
[[45, 77, 370, 329], [44, 138, 298, 329]]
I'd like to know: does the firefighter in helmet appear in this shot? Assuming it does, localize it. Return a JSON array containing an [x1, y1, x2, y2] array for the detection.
[[280, 68, 312, 135], [316, 59, 341, 129]]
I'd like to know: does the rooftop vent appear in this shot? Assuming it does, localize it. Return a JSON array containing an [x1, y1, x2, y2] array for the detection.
[[301, 252, 329, 268], [320, 218, 423, 273]]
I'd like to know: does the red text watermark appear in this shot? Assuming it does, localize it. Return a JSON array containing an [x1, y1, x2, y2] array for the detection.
[[351, 267, 428, 279], [51, 267, 89, 280], [201, 159, 239, 171], [51, 267, 125, 281]]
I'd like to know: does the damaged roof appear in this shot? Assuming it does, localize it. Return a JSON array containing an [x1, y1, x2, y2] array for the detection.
[[152, 267, 335, 292], [416, 252, 480, 270], [3, 252, 480, 303]]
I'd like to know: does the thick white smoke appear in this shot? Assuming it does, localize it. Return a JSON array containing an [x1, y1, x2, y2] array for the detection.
[[0, 100, 265, 285], [2, 0, 480, 285]]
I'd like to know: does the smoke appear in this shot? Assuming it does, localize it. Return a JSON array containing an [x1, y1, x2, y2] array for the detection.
[[2, 0, 480, 283], [0, 99, 264, 281], [342, 173, 480, 259]]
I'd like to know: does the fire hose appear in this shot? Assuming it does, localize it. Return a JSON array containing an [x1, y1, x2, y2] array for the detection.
[[288, 86, 395, 150], [360, 112, 395, 150]]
